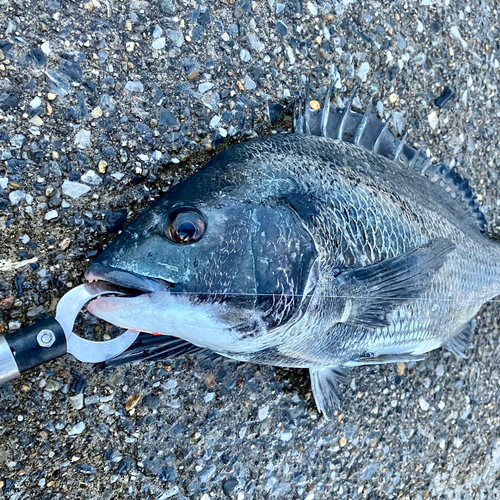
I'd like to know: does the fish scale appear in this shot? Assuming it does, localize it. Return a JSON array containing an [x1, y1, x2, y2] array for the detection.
[[85, 80, 500, 419]]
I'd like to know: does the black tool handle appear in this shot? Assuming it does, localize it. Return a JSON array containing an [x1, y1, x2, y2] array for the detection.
[[0, 318, 67, 384]]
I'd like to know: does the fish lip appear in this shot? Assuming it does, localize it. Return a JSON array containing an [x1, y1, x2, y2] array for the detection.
[[84, 263, 172, 295]]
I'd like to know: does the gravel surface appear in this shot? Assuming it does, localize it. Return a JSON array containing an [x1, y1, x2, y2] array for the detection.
[[1, 0, 500, 499]]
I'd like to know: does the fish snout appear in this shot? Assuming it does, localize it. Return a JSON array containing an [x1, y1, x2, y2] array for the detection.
[[84, 263, 170, 295]]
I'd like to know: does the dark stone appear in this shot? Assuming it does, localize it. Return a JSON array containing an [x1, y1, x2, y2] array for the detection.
[[77, 91, 88, 118], [197, 8, 211, 26], [434, 86, 454, 108], [191, 8, 200, 23], [192, 25, 203, 41], [154, 87, 164, 104], [59, 60, 82, 81], [181, 58, 199, 74], [223, 478, 238, 495], [276, 20, 288, 37], [102, 146, 115, 158], [175, 82, 194, 96], [48, 191, 61, 208], [90, 17, 112, 33], [144, 395, 160, 409], [75, 464, 95, 475], [159, 108, 178, 126], [216, 367, 227, 382], [0, 93, 20, 111], [102, 209, 128, 234], [58, 23, 74, 39], [431, 21, 441, 32], [70, 376, 88, 394], [82, 79, 96, 92], [6, 159, 27, 172], [27, 48, 47, 67], [159, 0, 177, 14], [66, 106, 79, 120], [116, 457, 134, 475], [158, 466, 177, 482], [15, 273, 24, 297]]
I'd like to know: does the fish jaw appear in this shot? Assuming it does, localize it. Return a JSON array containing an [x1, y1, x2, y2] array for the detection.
[[87, 292, 237, 352], [87, 291, 275, 355]]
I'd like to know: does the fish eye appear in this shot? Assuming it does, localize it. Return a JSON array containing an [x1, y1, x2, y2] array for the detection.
[[165, 208, 206, 244]]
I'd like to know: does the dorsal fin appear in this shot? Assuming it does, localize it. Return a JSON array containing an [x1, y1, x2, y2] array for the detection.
[[293, 79, 487, 232]]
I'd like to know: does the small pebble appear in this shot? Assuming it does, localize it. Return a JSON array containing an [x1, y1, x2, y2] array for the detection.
[[240, 49, 251, 62], [428, 111, 439, 130], [419, 397, 430, 411], [45, 210, 58, 220], [30, 97, 42, 109], [74, 129, 91, 149], [244, 75, 256, 90], [68, 422, 85, 435], [80, 170, 101, 185], [125, 81, 144, 92], [258, 405, 269, 421], [434, 87, 454, 108], [307, 1, 318, 16], [152, 38, 166, 50], [62, 180, 91, 199]]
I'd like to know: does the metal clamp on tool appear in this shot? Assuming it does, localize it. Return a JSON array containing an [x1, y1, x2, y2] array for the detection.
[[0, 284, 140, 384]]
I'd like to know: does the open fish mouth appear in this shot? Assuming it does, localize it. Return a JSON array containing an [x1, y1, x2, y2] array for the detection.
[[84, 263, 173, 297]]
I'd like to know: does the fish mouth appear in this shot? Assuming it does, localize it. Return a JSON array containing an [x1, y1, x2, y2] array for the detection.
[[84, 263, 173, 297]]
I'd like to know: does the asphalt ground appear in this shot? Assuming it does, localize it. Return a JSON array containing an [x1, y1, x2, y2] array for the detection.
[[1, 0, 500, 499]]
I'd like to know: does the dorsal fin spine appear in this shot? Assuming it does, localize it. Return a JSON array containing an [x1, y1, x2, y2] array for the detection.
[[292, 78, 487, 233]]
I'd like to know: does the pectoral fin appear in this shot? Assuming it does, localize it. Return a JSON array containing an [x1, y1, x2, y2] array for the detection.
[[309, 366, 349, 420], [340, 238, 455, 328]]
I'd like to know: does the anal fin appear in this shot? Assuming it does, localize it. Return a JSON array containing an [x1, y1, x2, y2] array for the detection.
[[444, 320, 476, 359], [309, 366, 349, 420]]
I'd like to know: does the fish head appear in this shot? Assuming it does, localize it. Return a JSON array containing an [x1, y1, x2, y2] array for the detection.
[[85, 159, 320, 355]]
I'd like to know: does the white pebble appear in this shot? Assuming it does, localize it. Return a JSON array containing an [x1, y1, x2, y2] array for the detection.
[[419, 397, 430, 411], [74, 129, 91, 149], [62, 179, 91, 199], [428, 111, 439, 130], [357, 62, 370, 83], [279, 431, 293, 442], [204, 392, 215, 403], [45, 210, 58, 220], [307, 1, 318, 15], [41, 41, 53, 55], [68, 421, 85, 435], [69, 393, 84, 410], [30, 97, 42, 109], [450, 26, 468, 48], [9, 190, 25, 205], [152, 37, 166, 50], [80, 170, 101, 185], [258, 404, 269, 421]]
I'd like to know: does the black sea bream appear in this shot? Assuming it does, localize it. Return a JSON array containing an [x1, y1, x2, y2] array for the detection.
[[85, 81, 498, 418]]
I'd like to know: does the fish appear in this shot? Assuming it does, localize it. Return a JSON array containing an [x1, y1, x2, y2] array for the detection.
[[84, 78, 498, 419]]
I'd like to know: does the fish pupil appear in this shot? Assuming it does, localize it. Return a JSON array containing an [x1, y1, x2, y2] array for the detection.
[[177, 221, 196, 241], [165, 208, 206, 244]]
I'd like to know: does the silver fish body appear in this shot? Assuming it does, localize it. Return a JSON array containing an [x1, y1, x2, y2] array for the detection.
[[85, 87, 499, 418]]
